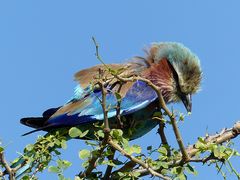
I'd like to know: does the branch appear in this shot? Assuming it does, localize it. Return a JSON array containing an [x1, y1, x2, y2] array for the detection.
[[79, 70, 111, 178], [0, 152, 15, 180], [78, 140, 107, 178], [133, 121, 240, 176], [95, 71, 170, 179], [187, 121, 240, 158], [91, 38, 189, 178], [98, 72, 110, 133], [113, 75, 189, 161], [108, 139, 171, 180], [115, 83, 123, 129], [158, 121, 171, 156], [103, 149, 115, 180]]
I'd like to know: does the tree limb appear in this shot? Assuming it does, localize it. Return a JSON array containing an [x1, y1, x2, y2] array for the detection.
[[0, 152, 15, 180], [187, 121, 240, 158], [108, 139, 171, 180], [133, 121, 240, 176]]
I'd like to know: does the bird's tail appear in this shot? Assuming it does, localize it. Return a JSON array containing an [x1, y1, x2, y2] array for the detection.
[[20, 107, 61, 136]]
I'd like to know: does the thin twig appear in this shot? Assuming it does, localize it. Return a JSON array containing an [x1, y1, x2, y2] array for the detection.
[[98, 76, 110, 133], [115, 83, 123, 129], [108, 139, 171, 180], [158, 122, 171, 156], [188, 153, 224, 164], [92, 37, 109, 70]]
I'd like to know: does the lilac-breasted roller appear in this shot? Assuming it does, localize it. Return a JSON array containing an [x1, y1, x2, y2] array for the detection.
[[21, 42, 202, 140], [9, 42, 202, 178]]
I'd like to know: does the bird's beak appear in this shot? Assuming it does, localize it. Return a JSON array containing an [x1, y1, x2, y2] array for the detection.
[[181, 94, 192, 113]]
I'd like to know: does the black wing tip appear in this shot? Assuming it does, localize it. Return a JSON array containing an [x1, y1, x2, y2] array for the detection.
[[20, 117, 47, 128]]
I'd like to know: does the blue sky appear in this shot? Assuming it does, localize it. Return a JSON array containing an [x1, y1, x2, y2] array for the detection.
[[1, 1, 240, 179]]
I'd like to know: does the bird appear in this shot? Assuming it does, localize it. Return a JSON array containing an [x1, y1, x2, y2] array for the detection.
[[20, 42, 202, 140], [11, 42, 202, 177]]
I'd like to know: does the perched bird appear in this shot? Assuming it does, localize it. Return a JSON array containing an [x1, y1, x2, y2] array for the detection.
[[11, 42, 202, 178], [21, 42, 202, 140]]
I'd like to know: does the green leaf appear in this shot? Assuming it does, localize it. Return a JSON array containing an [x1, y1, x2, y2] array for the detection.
[[132, 171, 141, 177], [158, 146, 168, 156], [213, 148, 220, 158], [74, 176, 83, 180], [0, 146, 4, 153], [102, 160, 116, 167], [96, 130, 104, 138], [117, 172, 125, 177], [185, 164, 198, 175], [111, 129, 123, 139], [122, 138, 130, 149], [109, 69, 117, 75], [79, 149, 91, 160], [112, 159, 124, 165], [161, 169, 170, 175], [160, 162, 169, 169], [48, 166, 60, 173], [69, 127, 82, 138], [153, 111, 162, 117], [171, 166, 183, 175], [58, 174, 64, 180], [21, 175, 30, 180], [53, 149, 61, 156], [179, 113, 185, 121], [177, 173, 187, 180], [74, 176, 82, 180], [57, 160, 72, 169], [147, 146, 152, 151], [124, 146, 132, 154], [49, 142, 55, 147], [61, 140, 67, 149], [25, 144, 34, 151], [131, 145, 142, 154], [79, 130, 89, 138], [198, 137, 206, 144], [115, 92, 122, 102], [82, 161, 89, 168], [195, 141, 205, 150]]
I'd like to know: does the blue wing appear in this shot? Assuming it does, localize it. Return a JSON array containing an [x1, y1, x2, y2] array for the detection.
[[44, 80, 158, 128]]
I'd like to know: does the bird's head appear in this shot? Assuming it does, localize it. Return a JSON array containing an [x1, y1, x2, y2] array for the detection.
[[140, 42, 202, 113]]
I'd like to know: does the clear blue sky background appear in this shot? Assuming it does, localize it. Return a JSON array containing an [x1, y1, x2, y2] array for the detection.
[[1, 1, 240, 179]]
